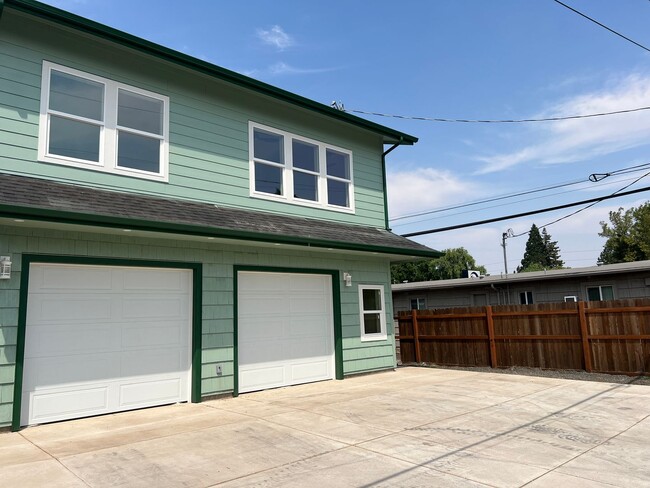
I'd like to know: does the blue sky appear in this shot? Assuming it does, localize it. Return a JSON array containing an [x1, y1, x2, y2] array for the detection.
[[45, 0, 650, 274]]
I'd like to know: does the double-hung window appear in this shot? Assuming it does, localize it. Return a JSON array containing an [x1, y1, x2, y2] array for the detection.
[[250, 122, 354, 211], [359, 285, 387, 341], [38, 61, 169, 181]]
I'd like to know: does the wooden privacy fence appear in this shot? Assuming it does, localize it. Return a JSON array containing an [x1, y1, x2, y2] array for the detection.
[[397, 299, 650, 375]]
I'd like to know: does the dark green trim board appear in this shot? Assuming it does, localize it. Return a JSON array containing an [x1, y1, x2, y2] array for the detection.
[[11, 255, 203, 431], [0, 0, 5, 19], [3, 0, 417, 146], [0, 205, 441, 259], [232, 266, 345, 397], [382, 143, 400, 231]]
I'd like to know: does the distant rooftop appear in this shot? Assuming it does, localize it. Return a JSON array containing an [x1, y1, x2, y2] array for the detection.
[[392, 260, 650, 291]]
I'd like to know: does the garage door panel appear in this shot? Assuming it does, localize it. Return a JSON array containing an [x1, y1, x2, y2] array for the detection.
[[22, 264, 192, 426], [122, 297, 186, 319], [25, 354, 118, 388], [238, 272, 334, 393], [121, 324, 185, 348], [119, 378, 182, 407], [290, 360, 331, 382], [289, 296, 329, 314], [40, 266, 112, 291], [123, 268, 187, 291], [25, 324, 121, 357], [121, 349, 185, 376], [28, 386, 109, 423], [27, 297, 113, 323]]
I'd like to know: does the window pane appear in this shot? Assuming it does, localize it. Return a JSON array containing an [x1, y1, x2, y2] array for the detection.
[[49, 70, 103, 121], [118, 90, 163, 135], [117, 131, 160, 173], [362, 288, 381, 311], [254, 129, 283, 164], [49, 115, 100, 161], [327, 179, 349, 207], [255, 162, 283, 195], [363, 313, 381, 335], [601, 286, 614, 300], [293, 171, 317, 201], [292, 140, 318, 172], [326, 149, 349, 179], [587, 287, 601, 301]]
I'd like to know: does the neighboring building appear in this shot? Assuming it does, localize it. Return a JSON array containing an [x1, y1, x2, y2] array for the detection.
[[392, 260, 650, 312], [0, 0, 439, 430]]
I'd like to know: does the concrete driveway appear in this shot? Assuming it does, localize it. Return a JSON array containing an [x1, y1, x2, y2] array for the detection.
[[1, 367, 649, 487]]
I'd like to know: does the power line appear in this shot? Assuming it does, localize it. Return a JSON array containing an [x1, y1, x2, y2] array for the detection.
[[401, 184, 650, 237], [392, 162, 650, 223], [511, 169, 650, 237], [347, 105, 650, 124], [553, 0, 650, 53]]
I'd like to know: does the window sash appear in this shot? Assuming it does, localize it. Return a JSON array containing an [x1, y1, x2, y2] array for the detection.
[[39, 61, 169, 182], [250, 122, 354, 212], [359, 285, 386, 341]]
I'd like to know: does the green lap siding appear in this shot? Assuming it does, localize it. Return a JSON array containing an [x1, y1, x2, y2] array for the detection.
[[0, 224, 397, 427], [0, 10, 387, 228]]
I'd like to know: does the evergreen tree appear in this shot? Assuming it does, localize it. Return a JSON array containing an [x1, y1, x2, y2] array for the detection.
[[542, 228, 564, 268], [518, 224, 564, 272]]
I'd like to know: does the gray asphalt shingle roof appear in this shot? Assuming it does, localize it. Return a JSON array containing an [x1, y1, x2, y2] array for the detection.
[[0, 173, 440, 257]]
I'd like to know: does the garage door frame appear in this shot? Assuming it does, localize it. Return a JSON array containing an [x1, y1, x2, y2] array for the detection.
[[233, 265, 343, 396], [12, 254, 203, 431]]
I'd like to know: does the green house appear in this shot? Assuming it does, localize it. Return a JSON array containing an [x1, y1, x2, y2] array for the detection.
[[0, 0, 439, 430]]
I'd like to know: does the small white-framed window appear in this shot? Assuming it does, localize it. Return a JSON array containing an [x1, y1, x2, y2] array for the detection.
[[564, 296, 578, 302], [410, 297, 425, 310], [519, 291, 534, 305], [249, 122, 355, 212], [359, 284, 387, 341], [38, 61, 169, 181], [586, 285, 614, 301]]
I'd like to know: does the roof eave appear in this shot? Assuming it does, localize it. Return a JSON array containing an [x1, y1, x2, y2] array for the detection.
[[0, 204, 441, 259], [4, 0, 417, 146]]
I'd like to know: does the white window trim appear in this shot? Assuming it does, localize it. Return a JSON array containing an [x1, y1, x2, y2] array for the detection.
[[38, 61, 170, 182], [248, 121, 355, 213], [359, 284, 387, 342], [519, 291, 534, 305]]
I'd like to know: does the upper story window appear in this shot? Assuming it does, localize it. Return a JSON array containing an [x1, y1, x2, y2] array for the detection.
[[38, 61, 169, 182], [249, 122, 354, 212]]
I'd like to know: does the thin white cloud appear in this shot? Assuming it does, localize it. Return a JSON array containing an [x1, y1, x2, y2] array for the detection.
[[476, 74, 650, 174], [387, 168, 483, 220], [268, 62, 338, 76], [257, 25, 294, 50]]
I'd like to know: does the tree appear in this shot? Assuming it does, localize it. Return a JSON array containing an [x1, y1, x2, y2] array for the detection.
[[598, 203, 650, 265], [517, 224, 564, 272], [391, 247, 486, 283]]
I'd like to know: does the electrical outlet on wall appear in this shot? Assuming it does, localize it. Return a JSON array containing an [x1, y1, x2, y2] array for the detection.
[[216, 364, 222, 376]]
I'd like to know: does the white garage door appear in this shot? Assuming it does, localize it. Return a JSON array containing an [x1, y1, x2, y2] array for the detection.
[[21, 263, 192, 426], [238, 272, 334, 393]]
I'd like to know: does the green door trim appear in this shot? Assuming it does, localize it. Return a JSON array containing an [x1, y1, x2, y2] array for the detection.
[[232, 265, 343, 397], [12, 254, 203, 431]]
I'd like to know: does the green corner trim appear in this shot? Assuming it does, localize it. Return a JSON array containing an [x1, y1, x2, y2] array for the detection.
[[232, 265, 345, 397], [11, 254, 203, 431], [0, 204, 442, 259], [4, 0, 417, 145]]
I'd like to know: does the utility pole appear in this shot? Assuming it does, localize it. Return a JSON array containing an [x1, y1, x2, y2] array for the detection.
[[501, 228, 514, 274]]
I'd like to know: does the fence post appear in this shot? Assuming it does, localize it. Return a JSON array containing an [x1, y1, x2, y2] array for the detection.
[[485, 305, 498, 368], [578, 301, 593, 372], [412, 309, 421, 363]]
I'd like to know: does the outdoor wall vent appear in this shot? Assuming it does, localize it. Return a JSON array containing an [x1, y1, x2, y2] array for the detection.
[[0, 256, 11, 279]]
